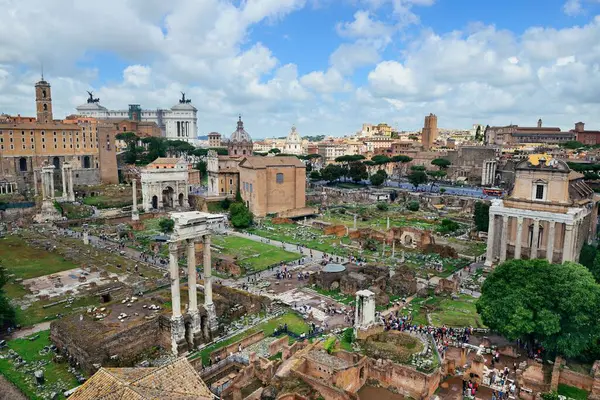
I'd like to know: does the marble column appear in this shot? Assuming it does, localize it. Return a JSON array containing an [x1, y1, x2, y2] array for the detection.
[[187, 239, 202, 346], [169, 242, 186, 355], [41, 172, 47, 199], [61, 167, 67, 199], [531, 220, 540, 259], [546, 221, 556, 263], [485, 213, 496, 267], [386, 217, 390, 230], [499, 215, 509, 263], [514, 217, 523, 259], [203, 235, 217, 333], [49, 172, 55, 198], [132, 180, 139, 221], [572, 220, 580, 262], [563, 223, 574, 263], [33, 170, 38, 196], [68, 166, 74, 201], [354, 214, 357, 230]]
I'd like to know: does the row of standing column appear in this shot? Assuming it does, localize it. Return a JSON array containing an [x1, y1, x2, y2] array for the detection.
[[0, 183, 17, 194], [61, 165, 75, 202], [168, 235, 215, 355], [486, 213, 577, 266]]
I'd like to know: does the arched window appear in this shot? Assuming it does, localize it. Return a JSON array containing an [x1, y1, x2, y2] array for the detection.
[[43, 104, 48, 111], [53, 156, 60, 169], [42, 90, 47, 98], [19, 157, 27, 172]]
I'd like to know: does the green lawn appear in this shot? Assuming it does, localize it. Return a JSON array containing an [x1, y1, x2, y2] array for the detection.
[[558, 384, 589, 400], [0, 236, 78, 280], [195, 312, 309, 364], [82, 195, 137, 209], [212, 235, 301, 273], [422, 295, 485, 328], [312, 287, 355, 305], [0, 331, 81, 400]]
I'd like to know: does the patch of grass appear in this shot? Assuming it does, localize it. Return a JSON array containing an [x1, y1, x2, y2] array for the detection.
[[196, 312, 308, 365], [312, 287, 354, 305], [212, 235, 301, 273], [82, 195, 136, 209], [0, 236, 79, 280], [0, 331, 81, 400], [422, 295, 485, 328], [558, 384, 589, 400]]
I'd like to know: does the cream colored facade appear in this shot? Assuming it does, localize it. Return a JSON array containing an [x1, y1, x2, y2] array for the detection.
[[239, 156, 308, 217], [485, 154, 598, 266]]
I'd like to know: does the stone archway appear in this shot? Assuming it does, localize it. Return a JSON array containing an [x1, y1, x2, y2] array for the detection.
[[401, 231, 416, 247], [152, 195, 158, 209], [162, 186, 174, 208], [178, 193, 185, 207]]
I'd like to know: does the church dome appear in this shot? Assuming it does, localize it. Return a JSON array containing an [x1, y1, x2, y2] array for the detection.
[[285, 126, 301, 144], [231, 115, 252, 143]]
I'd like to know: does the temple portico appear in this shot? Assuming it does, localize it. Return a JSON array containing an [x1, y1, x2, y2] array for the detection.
[[167, 211, 226, 355], [485, 154, 598, 267], [485, 202, 591, 266]]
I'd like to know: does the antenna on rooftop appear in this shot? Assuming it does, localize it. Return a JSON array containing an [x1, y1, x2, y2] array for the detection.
[[41, 62, 44, 80]]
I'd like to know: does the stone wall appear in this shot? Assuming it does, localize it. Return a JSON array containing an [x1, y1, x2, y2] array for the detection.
[[0, 205, 36, 223], [210, 331, 265, 362], [269, 336, 290, 357], [292, 369, 358, 400], [213, 284, 271, 322], [366, 359, 441, 400]]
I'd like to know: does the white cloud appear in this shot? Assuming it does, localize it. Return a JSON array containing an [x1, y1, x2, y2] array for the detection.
[[123, 65, 151, 87], [1, 0, 600, 137]]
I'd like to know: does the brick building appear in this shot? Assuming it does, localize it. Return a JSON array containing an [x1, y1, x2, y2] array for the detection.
[[0, 78, 117, 192], [572, 122, 600, 146]]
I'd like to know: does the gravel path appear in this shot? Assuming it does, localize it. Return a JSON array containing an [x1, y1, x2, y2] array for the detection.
[[0, 375, 27, 400]]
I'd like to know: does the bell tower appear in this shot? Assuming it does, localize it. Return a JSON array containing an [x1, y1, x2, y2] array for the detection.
[[35, 78, 53, 123]]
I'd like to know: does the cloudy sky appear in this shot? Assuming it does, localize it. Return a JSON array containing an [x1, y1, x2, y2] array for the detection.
[[1, 0, 600, 139]]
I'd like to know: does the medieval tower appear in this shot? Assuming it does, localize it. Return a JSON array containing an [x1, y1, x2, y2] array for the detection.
[[35, 78, 53, 123], [421, 113, 438, 150]]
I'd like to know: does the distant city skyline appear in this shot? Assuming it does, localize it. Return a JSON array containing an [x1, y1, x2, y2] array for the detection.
[[1, 0, 599, 138]]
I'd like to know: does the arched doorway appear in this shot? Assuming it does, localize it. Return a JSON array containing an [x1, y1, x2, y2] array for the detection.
[[52, 157, 60, 169], [19, 157, 27, 172], [162, 186, 174, 208], [152, 195, 158, 209], [83, 156, 91, 169], [178, 193, 184, 207]]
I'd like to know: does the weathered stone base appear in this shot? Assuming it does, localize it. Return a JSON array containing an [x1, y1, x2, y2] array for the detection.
[[34, 200, 62, 223], [132, 210, 139, 221], [187, 311, 203, 349], [205, 303, 218, 333], [171, 315, 188, 356]]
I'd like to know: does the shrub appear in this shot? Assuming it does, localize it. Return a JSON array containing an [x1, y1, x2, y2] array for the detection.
[[376, 202, 389, 211], [230, 202, 253, 229], [159, 218, 175, 233], [220, 197, 232, 210], [323, 336, 337, 354], [406, 201, 419, 212], [437, 218, 460, 234]]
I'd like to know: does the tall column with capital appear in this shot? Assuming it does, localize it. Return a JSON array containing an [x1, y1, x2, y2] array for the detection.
[[514, 217, 523, 259], [563, 223, 574, 263], [187, 239, 202, 346], [61, 166, 67, 199], [531, 220, 540, 259], [485, 213, 496, 267], [33, 170, 39, 196], [168, 242, 186, 355], [132, 179, 139, 221], [67, 165, 75, 201], [49, 171, 55, 199], [547, 221, 556, 263], [203, 234, 217, 334], [499, 215, 509, 263]]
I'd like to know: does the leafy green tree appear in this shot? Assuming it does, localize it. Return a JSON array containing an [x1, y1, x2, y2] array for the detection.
[[427, 170, 447, 183], [473, 201, 490, 232], [0, 265, 16, 330], [166, 140, 195, 157], [268, 148, 281, 154], [159, 218, 175, 233], [588, 252, 600, 283], [437, 218, 460, 234], [407, 170, 428, 189], [474, 125, 482, 141], [348, 162, 368, 183], [220, 197, 231, 210], [116, 132, 140, 164], [309, 170, 321, 180], [431, 158, 451, 170], [406, 201, 419, 212], [439, 188, 446, 194], [370, 170, 387, 186], [562, 141, 585, 150], [371, 155, 392, 167], [320, 164, 343, 183], [376, 202, 389, 211], [229, 202, 254, 228], [579, 244, 597, 270], [196, 160, 207, 176], [477, 259, 600, 357], [410, 165, 426, 172], [142, 137, 168, 163]]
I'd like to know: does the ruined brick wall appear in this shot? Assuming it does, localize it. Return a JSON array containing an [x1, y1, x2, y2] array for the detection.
[[269, 336, 290, 357], [558, 369, 594, 392], [324, 225, 347, 237], [210, 331, 265, 361], [367, 360, 441, 400], [101, 318, 167, 366], [291, 370, 357, 400]]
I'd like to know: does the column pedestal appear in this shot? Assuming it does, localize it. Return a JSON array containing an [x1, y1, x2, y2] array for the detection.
[[170, 315, 187, 356], [83, 231, 89, 245]]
